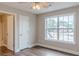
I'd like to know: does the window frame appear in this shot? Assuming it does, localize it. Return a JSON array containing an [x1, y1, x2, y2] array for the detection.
[[44, 13, 76, 44]]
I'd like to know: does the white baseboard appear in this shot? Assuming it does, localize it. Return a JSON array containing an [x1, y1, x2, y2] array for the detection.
[[15, 44, 37, 53], [14, 43, 79, 55], [15, 49, 20, 52], [36, 43, 79, 55], [27, 44, 37, 48]]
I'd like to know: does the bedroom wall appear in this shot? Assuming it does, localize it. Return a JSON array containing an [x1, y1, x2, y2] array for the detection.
[[0, 4, 36, 52], [37, 6, 79, 55]]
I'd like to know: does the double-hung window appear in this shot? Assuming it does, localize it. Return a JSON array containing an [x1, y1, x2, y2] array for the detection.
[[45, 13, 75, 44]]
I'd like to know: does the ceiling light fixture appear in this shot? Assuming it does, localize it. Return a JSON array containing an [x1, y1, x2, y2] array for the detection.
[[32, 2, 49, 10]]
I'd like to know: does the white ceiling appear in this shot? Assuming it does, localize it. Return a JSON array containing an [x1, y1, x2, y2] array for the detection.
[[0, 2, 79, 14]]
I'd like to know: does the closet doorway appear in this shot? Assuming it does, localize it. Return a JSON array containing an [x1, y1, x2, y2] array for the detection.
[[0, 12, 15, 56]]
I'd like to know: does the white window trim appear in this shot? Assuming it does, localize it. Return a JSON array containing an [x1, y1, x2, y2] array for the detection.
[[44, 12, 76, 45]]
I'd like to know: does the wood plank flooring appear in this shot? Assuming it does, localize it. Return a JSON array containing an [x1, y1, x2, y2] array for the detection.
[[0, 46, 14, 56], [0, 46, 76, 56], [15, 46, 76, 56]]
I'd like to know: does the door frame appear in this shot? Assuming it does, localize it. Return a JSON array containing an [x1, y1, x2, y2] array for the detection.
[[0, 10, 16, 55]]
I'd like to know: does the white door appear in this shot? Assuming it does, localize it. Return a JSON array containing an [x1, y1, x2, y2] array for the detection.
[[19, 15, 30, 50]]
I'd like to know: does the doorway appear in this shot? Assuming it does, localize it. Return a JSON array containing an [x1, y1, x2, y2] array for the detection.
[[0, 12, 15, 56]]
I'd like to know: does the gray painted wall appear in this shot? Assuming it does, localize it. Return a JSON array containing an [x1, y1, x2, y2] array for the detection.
[[0, 3, 79, 54], [37, 6, 79, 54], [0, 4, 36, 52]]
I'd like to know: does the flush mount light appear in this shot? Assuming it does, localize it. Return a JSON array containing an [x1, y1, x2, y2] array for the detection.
[[32, 2, 50, 10]]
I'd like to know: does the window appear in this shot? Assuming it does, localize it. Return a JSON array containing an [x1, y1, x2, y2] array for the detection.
[[45, 14, 75, 44]]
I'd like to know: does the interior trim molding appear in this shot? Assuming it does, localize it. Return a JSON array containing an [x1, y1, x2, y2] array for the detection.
[[15, 43, 79, 55], [35, 43, 79, 55], [15, 44, 36, 52], [15, 49, 20, 52]]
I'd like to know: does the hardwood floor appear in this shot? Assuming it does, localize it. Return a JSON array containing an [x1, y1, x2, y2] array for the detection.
[[0, 46, 76, 56], [0, 46, 14, 56], [15, 46, 76, 56]]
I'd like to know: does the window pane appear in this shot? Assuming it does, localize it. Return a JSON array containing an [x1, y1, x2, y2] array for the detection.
[[68, 29, 74, 33], [59, 28, 64, 40], [63, 28, 68, 41], [69, 33, 74, 42], [59, 16, 64, 28], [63, 16, 69, 28], [64, 33, 69, 41], [45, 17, 58, 40], [69, 15, 74, 28], [68, 28, 74, 42], [46, 28, 57, 40], [47, 17, 57, 28]]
